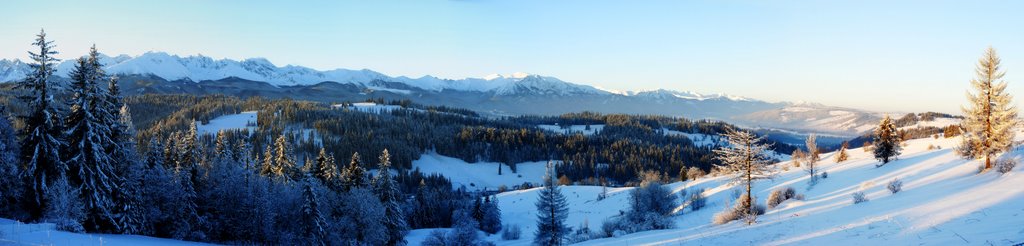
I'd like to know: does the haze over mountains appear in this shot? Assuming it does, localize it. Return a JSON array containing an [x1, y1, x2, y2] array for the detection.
[[0, 52, 886, 136]]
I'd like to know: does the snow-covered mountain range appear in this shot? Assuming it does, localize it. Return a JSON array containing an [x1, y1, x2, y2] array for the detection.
[[0, 52, 890, 135]]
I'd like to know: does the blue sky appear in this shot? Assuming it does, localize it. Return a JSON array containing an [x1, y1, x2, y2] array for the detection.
[[2, 0, 1022, 113]]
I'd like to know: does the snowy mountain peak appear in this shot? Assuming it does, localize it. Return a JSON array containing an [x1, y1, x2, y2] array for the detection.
[[483, 72, 531, 81]]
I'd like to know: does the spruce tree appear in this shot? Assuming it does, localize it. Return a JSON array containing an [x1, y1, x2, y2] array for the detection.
[[713, 128, 774, 224], [65, 47, 122, 232], [480, 195, 502, 234], [312, 148, 340, 189], [342, 152, 367, 190], [273, 134, 297, 182], [0, 107, 22, 217], [960, 47, 1019, 169], [301, 177, 328, 246], [372, 149, 408, 245], [18, 29, 66, 219], [534, 161, 569, 246], [873, 115, 902, 165]]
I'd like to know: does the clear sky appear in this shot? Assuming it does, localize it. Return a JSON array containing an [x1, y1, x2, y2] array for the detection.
[[2, 0, 1022, 114]]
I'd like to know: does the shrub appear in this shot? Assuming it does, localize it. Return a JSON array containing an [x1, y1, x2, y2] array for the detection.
[[852, 191, 869, 204], [820, 171, 828, 179], [501, 224, 521, 240], [887, 178, 903, 194], [421, 230, 449, 246], [625, 180, 676, 231], [766, 189, 785, 209], [601, 218, 620, 238], [688, 189, 706, 211], [793, 194, 805, 200], [997, 158, 1017, 174], [713, 195, 765, 225], [685, 167, 706, 181]]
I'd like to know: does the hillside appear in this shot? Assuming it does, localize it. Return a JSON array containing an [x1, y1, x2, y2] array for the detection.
[[406, 134, 1024, 245]]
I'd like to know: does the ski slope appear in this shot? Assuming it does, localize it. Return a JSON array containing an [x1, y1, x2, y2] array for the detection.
[[480, 135, 1024, 245]]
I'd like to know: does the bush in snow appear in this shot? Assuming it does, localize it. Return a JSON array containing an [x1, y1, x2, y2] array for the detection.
[[685, 167, 706, 181], [684, 188, 706, 211], [625, 176, 677, 231], [421, 230, 450, 246], [997, 158, 1017, 174], [821, 171, 828, 179], [600, 217, 621, 238], [713, 194, 765, 225], [501, 224, 522, 240], [767, 187, 801, 209], [852, 191, 869, 204], [887, 178, 903, 194], [44, 177, 85, 233]]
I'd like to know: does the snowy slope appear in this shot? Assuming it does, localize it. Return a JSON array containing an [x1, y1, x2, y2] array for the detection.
[[195, 111, 257, 135], [411, 152, 550, 191], [468, 134, 1024, 245], [735, 102, 881, 136], [0, 219, 211, 246]]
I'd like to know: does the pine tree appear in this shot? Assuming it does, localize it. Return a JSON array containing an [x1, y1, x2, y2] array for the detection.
[[301, 177, 328, 246], [960, 47, 1019, 170], [534, 161, 569, 246], [18, 29, 66, 219], [178, 122, 200, 169], [480, 195, 502, 234], [713, 128, 774, 224], [834, 141, 850, 163], [804, 134, 820, 185], [65, 47, 122, 232], [261, 145, 275, 177], [273, 134, 297, 182], [312, 148, 340, 190], [372, 149, 408, 245], [342, 152, 367, 190], [873, 115, 902, 165], [214, 131, 233, 160], [0, 106, 23, 217]]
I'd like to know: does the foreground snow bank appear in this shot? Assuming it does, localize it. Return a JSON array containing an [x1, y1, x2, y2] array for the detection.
[[0, 219, 211, 245]]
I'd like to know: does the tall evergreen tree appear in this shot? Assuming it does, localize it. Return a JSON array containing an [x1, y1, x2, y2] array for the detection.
[[479, 195, 502, 234], [342, 152, 367, 190], [65, 46, 122, 232], [178, 122, 200, 169], [312, 148, 340, 189], [713, 128, 774, 224], [960, 47, 1019, 169], [0, 107, 22, 217], [873, 115, 902, 165], [372, 149, 408, 245], [18, 29, 66, 219], [534, 161, 569, 246], [300, 177, 328, 246], [273, 134, 297, 181]]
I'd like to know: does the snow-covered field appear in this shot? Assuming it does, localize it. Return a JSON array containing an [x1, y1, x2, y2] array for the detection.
[[195, 111, 257, 135], [412, 152, 549, 191], [454, 135, 1024, 245], [900, 117, 961, 130], [333, 102, 405, 114], [0, 219, 210, 245], [538, 124, 605, 136]]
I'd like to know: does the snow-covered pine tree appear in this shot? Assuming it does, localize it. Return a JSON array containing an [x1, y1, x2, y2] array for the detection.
[[959, 47, 1019, 169], [65, 47, 122, 232], [472, 195, 484, 224], [713, 128, 774, 224], [534, 161, 569, 246], [112, 103, 144, 234], [480, 195, 502, 234], [873, 115, 902, 165], [273, 134, 298, 182], [214, 131, 233, 160], [342, 152, 367, 190], [804, 134, 820, 185], [260, 145, 275, 177], [372, 149, 409, 245], [18, 30, 66, 219], [301, 177, 328, 246], [313, 148, 340, 190], [0, 107, 23, 217], [178, 122, 200, 169]]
